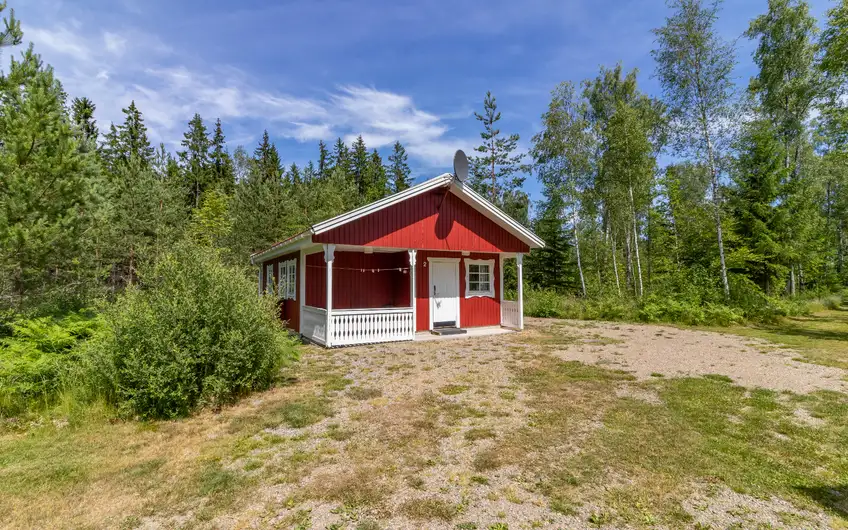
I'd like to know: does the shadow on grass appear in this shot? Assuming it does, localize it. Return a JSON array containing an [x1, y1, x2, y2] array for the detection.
[[795, 485, 848, 516], [752, 320, 848, 343]]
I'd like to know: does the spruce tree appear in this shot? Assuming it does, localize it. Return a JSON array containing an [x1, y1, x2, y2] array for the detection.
[[119, 101, 155, 165], [317, 140, 329, 179], [364, 149, 389, 202], [730, 120, 790, 294], [253, 130, 282, 183], [289, 162, 301, 186], [330, 137, 350, 177], [178, 113, 212, 208], [388, 141, 412, 192], [350, 135, 369, 199], [210, 118, 234, 194], [71, 96, 98, 146]]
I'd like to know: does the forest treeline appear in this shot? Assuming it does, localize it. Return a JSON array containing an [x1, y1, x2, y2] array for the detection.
[[2, 0, 848, 323]]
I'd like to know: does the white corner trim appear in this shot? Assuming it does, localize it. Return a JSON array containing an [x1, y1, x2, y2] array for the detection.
[[465, 258, 495, 299]]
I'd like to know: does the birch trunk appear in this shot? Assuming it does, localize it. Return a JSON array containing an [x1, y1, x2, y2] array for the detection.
[[629, 185, 644, 297], [573, 214, 587, 297], [610, 227, 621, 296]]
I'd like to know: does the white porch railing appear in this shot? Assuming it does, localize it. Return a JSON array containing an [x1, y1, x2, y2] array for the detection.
[[330, 307, 415, 346], [501, 300, 521, 329], [301, 305, 327, 345]]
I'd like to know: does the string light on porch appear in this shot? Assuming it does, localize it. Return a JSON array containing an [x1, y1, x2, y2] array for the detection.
[[305, 265, 410, 273]]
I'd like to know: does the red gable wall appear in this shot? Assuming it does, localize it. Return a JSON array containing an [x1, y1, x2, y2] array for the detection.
[[312, 189, 530, 253]]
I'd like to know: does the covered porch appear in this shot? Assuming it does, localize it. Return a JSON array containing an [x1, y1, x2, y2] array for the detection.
[[300, 244, 524, 347]]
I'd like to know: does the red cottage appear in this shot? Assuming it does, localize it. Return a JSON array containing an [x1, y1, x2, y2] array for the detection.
[[250, 172, 545, 347]]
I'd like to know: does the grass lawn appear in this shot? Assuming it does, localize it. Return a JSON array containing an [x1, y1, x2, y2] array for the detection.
[[706, 307, 848, 369], [1, 317, 847, 528]]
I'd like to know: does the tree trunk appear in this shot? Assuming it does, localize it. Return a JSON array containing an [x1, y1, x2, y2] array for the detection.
[[625, 227, 634, 294], [573, 214, 587, 297], [838, 218, 845, 276], [789, 265, 796, 297], [629, 185, 644, 298], [701, 111, 730, 299], [611, 232, 621, 297]]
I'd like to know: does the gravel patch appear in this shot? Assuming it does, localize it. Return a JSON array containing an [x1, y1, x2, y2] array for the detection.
[[531, 318, 848, 393], [205, 319, 844, 529]]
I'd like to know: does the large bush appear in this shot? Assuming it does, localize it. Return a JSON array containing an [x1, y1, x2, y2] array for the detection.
[[0, 311, 100, 415], [83, 242, 297, 419]]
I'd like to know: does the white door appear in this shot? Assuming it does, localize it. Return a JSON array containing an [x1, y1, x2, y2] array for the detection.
[[430, 261, 459, 327]]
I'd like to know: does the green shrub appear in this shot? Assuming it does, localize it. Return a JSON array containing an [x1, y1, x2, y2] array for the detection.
[[821, 295, 842, 310], [524, 289, 564, 318], [82, 242, 298, 419], [0, 311, 99, 415]]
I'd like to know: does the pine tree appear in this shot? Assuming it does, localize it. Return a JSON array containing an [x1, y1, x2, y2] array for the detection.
[[0, 1, 22, 55], [71, 96, 98, 146], [350, 135, 369, 199], [178, 113, 212, 208], [469, 91, 526, 211], [0, 46, 100, 309], [388, 141, 412, 193], [210, 118, 234, 194]]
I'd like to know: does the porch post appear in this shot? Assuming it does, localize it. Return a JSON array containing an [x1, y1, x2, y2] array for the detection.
[[499, 255, 505, 326], [517, 253, 524, 330], [408, 249, 417, 336], [324, 244, 335, 346]]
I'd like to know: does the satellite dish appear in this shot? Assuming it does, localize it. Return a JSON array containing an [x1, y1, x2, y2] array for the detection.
[[453, 149, 469, 182]]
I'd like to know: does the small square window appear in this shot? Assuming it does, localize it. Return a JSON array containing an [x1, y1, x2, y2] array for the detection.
[[465, 259, 495, 298]]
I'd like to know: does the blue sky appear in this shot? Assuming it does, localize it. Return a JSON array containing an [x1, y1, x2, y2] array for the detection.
[[8, 0, 834, 204]]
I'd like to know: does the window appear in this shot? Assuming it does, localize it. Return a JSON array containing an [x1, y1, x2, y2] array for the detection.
[[277, 259, 297, 300], [265, 264, 275, 296], [465, 259, 495, 298]]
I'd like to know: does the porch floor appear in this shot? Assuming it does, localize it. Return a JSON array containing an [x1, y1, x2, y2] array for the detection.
[[414, 326, 515, 342]]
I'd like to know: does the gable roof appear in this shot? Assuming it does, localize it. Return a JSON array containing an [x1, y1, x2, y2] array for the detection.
[[250, 173, 544, 263]]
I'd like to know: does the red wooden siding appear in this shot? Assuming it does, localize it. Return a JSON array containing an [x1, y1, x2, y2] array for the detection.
[[312, 189, 530, 253], [261, 251, 300, 332], [414, 251, 501, 331], [305, 251, 411, 310]]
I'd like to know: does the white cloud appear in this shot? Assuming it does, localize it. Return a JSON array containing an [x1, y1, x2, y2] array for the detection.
[[22, 21, 469, 163], [103, 32, 126, 55]]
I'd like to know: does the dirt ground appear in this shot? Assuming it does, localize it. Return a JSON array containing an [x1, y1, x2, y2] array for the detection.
[[531, 318, 848, 394], [162, 318, 843, 530]]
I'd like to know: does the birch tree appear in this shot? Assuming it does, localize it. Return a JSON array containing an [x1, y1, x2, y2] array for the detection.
[[652, 0, 736, 299], [532, 82, 593, 296]]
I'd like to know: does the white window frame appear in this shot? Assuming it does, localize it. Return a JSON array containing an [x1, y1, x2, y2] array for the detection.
[[277, 259, 297, 300], [265, 264, 275, 296], [464, 258, 495, 298]]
